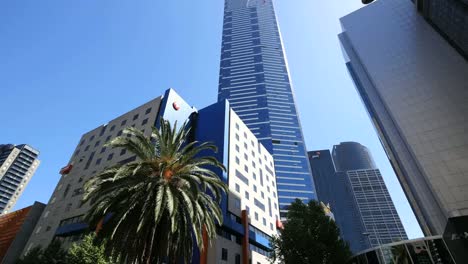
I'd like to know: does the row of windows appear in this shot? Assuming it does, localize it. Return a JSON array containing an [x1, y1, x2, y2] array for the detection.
[[78, 107, 152, 147]]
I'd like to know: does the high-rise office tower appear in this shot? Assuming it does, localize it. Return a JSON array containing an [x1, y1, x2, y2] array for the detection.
[[415, 0, 468, 58], [23, 89, 280, 264], [339, 0, 468, 235], [218, 0, 316, 217], [0, 144, 40, 214], [308, 150, 370, 253], [308, 143, 408, 252], [332, 142, 407, 248]]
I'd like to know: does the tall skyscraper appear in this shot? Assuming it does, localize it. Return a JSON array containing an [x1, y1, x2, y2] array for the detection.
[[416, 0, 468, 58], [218, 0, 316, 217], [23, 89, 280, 264], [0, 144, 40, 214], [333, 143, 407, 248], [308, 149, 370, 253], [308, 142, 408, 253], [339, 0, 468, 235]]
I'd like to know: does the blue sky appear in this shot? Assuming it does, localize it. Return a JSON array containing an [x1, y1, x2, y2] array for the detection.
[[0, 0, 423, 238]]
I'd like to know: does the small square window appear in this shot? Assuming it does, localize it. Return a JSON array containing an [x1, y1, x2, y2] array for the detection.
[[121, 120, 127, 126], [107, 154, 113, 161], [267, 186, 270, 192], [252, 161, 256, 168], [235, 157, 240, 165], [270, 223, 274, 230], [253, 173, 257, 180], [100, 147, 106, 153], [90, 135, 95, 141], [120, 149, 126, 156], [235, 123, 239, 130], [235, 254, 241, 264], [245, 191, 249, 200], [244, 153, 248, 160], [94, 141, 100, 147], [117, 130, 123, 136], [235, 184, 240, 192], [261, 192, 264, 198], [263, 218, 266, 226], [145, 108, 152, 114], [133, 114, 139, 120], [251, 140, 254, 147], [235, 134, 239, 140], [235, 145, 240, 152], [253, 185, 257, 192], [221, 248, 228, 261], [245, 206, 249, 213], [255, 212, 258, 220], [110, 125, 115, 131], [95, 158, 102, 165], [105, 135, 111, 142], [142, 118, 148, 125], [251, 150, 255, 157], [244, 165, 248, 172], [243, 132, 247, 138], [84, 145, 90, 151], [79, 140, 85, 146], [244, 142, 248, 149]]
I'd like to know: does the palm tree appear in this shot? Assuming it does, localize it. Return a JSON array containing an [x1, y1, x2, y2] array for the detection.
[[83, 119, 228, 264]]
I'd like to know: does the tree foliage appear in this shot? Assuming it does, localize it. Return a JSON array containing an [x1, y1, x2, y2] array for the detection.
[[270, 199, 352, 264], [17, 240, 66, 264], [83, 119, 228, 263], [67, 234, 115, 264]]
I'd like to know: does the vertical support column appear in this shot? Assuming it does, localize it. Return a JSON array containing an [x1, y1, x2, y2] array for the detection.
[[242, 210, 249, 264], [200, 225, 208, 264]]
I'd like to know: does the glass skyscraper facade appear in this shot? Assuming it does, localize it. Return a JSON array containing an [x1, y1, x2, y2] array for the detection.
[[218, 0, 316, 216]]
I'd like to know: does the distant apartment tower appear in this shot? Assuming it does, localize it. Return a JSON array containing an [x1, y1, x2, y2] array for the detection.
[[339, 0, 468, 235], [23, 90, 280, 264], [308, 142, 407, 253], [0, 144, 40, 214], [218, 0, 316, 217]]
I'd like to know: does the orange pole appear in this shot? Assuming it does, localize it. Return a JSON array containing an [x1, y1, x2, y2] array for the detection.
[[200, 225, 208, 264], [241, 210, 249, 264]]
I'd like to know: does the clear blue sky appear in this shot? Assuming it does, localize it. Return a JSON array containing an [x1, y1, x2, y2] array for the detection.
[[0, 0, 423, 238]]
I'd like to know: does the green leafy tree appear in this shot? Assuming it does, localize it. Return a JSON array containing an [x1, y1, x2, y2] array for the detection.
[[83, 120, 228, 264], [67, 234, 116, 264], [270, 199, 352, 264], [17, 240, 67, 264]]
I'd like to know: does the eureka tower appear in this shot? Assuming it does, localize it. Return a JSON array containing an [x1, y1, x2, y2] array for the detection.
[[217, 0, 316, 217]]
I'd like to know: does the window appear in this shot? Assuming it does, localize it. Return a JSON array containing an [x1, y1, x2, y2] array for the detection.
[[235, 134, 239, 140], [244, 142, 248, 149], [133, 114, 139, 120], [107, 153, 113, 161], [72, 188, 83, 197], [233, 197, 241, 209], [235, 145, 240, 152], [235, 254, 241, 264], [251, 150, 255, 157], [95, 158, 102, 165], [79, 140, 85, 146], [221, 248, 228, 261], [63, 184, 70, 198], [270, 223, 274, 230], [252, 161, 256, 168], [235, 123, 239, 130], [251, 140, 254, 147], [236, 170, 249, 185], [142, 118, 148, 125], [65, 203, 72, 212], [243, 132, 247, 138], [105, 135, 111, 142], [100, 147, 106, 153], [245, 191, 249, 200], [46, 226, 51, 231], [254, 198, 265, 211], [235, 157, 240, 165], [90, 135, 95, 141], [253, 173, 256, 180], [244, 153, 248, 160], [244, 165, 248, 172], [255, 212, 258, 220], [121, 120, 127, 126], [84, 145, 90, 151], [263, 218, 266, 226], [120, 149, 126, 156], [235, 184, 240, 193], [117, 130, 123, 136], [110, 125, 115, 131], [261, 192, 264, 198], [253, 185, 257, 192]]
